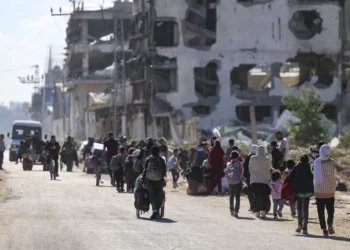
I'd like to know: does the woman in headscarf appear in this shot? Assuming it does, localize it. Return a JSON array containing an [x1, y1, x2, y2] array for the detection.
[[249, 145, 271, 218], [243, 145, 258, 211], [313, 145, 336, 236], [207, 140, 225, 195]]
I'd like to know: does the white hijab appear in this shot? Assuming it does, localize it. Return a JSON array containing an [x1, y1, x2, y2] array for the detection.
[[250, 145, 258, 155], [313, 145, 331, 186]]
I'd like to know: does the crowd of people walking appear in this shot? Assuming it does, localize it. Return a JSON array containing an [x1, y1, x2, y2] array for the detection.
[[173, 132, 338, 237]]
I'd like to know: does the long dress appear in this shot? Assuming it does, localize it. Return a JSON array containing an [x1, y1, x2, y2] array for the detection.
[[208, 147, 225, 193]]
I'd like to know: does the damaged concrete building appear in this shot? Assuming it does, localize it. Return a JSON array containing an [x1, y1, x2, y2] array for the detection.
[[127, 0, 350, 141], [66, 2, 132, 139]]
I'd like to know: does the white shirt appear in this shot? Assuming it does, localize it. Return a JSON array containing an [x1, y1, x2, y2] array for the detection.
[[278, 138, 289, 162]]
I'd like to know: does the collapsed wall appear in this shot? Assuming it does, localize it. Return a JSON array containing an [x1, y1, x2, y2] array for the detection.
[[129, 0, 343, 140]]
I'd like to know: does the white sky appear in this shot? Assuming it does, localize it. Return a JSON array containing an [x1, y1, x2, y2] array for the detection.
[[0, 0, 116, 106]]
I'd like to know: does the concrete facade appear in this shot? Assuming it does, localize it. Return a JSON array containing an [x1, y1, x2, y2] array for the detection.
[[128, 0, 347, 141], [66, 3, 133, 140]]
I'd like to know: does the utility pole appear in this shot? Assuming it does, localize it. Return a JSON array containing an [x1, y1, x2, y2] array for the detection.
[[113, 0, 127, 137], [149, 0, 156, 138], [18, 65, 44, 92], [249, 106, 258, 144]]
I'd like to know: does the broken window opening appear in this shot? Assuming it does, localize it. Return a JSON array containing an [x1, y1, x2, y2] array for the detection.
[[231, 64, 271, 91], [289, 10, 323, 40], [280, 53, 335, 88], [194, 62, 219, 97], [322, 104, 337, 121], [206, 0, 217, 32], [184, 0, 217, 48], [193, 105, 210, 115], [153, 69, 177, 93], [236, 105, 272, 123], [154, 20, 178, 47]]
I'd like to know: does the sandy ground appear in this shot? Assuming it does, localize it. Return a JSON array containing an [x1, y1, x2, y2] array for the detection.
[[0, 158, 350, 250]]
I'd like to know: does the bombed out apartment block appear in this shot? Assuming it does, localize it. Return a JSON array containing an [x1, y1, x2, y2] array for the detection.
[[127, 0, 350, 142], [65, 2, 132, 139]]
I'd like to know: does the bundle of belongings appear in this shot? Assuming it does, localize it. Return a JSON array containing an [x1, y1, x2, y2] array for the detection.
[[185, 162, 207, 195]]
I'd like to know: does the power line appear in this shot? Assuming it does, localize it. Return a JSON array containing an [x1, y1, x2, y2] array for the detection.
[[0, 66, 33, 73]]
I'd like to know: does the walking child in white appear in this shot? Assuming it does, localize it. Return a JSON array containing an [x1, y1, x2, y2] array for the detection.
[[269, 170, 284, 219]]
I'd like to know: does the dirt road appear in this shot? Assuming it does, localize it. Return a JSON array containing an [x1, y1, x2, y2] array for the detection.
[[0, 160, 350, 250]]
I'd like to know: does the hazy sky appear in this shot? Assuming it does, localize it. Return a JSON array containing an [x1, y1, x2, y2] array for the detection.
[[0, 0, 115, 106]]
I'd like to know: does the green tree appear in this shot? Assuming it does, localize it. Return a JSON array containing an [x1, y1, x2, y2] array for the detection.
[[282, 87, 330, 145]]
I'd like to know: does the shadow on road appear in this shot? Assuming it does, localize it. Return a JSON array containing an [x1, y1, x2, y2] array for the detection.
[[296, 234, 350, 242], [261, 217, 293, 222], [236, 216, 255, 220], [138, 217, 177, 223]]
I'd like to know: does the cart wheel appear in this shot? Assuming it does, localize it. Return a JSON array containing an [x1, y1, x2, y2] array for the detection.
[[136, 209, 140, 218], [96, 173, 100, 186], [160, 206, 165, 218]]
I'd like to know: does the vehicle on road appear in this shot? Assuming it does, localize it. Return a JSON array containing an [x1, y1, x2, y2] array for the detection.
[[8, 120, 43, 162]]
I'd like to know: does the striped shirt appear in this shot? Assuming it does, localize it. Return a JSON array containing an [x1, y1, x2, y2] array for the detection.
[[314, 158, 336, 199]]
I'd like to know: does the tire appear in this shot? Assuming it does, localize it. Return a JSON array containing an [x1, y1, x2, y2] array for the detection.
[[96, 172, 100, 186], [22, 160, 28, 171], [160, 206, 165, 218], [28, 166, 33, 171]]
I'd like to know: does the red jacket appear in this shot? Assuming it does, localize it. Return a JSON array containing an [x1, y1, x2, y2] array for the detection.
[[281, 177, 296, 204]]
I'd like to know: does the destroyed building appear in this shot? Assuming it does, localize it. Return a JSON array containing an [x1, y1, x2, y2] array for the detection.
[[127, 0, 350, 141], [65, 2, 132, 139]]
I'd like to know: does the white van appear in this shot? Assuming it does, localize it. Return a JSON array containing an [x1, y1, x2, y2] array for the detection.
[[8, 120, 42, 162]]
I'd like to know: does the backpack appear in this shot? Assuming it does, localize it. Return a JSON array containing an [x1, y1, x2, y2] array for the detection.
[[110, 155, 122, 171], [134, 178, 150, 211], [133, 159, 143, 173], [226, 160, 242, 185], [146, 156, 164, 181]]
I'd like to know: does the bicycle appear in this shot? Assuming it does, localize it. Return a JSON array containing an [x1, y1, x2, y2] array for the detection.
[[95, 159, 102, 186], [47, 154, 56, 180]]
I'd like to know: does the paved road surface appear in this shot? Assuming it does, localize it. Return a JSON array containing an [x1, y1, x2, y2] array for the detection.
[[0, 160, 350, 250]]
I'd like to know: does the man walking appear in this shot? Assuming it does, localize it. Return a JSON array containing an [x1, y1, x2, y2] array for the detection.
[[0, 134, 6, 170], [102, 133, 119, 186], [276, 132, 289, 172]]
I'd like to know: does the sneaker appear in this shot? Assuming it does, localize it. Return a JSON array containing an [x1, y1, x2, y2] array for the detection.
[[277, 210, 283, 218], [260, 211, 266, 218], [233, 212, 239, 218], [274, 215, 278, 220], [296, 226, 302, 233], [255, 212, 260, 218], [323, 229, 329, 237], [302, 229, 308, 235], [291, 212, 297, 218], [230, 209, 234, 216], [328, 226, 335, 235]]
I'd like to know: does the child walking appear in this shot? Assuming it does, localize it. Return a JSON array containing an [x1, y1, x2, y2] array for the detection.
[[224, 151, 244, 217], [269, 170, 284, 219]]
